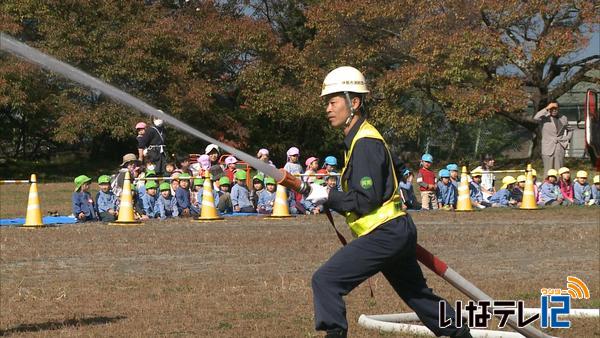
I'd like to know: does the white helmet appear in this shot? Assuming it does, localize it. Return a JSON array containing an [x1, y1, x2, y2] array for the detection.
[[320, 66, 369, 97]]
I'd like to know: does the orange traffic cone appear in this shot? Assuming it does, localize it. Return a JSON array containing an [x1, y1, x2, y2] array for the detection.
[[456, 166, 473, 212], [520, 164, 538, 210], [23, 174, 44, 228], [196, 173, 224, 222], [268, 184, 294, 218], [111, 171, 142, 225]]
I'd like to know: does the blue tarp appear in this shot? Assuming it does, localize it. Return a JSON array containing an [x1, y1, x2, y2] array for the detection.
[[0, 216, 77, 227], [222, 212, 268, 217]]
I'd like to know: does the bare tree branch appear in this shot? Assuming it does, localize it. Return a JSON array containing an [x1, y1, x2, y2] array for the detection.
[[548, 63, 599, 101], [559, 55, 599, 69]]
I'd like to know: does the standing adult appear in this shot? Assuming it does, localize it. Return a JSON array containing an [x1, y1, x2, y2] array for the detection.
[[205, 144, 225, 180], [139, 114, 168, 175], [534, 102, 573, 175], [305, 66, 470, 338]]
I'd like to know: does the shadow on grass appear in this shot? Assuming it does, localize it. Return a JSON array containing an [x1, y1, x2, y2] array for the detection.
[[0, 315, 126, 336]]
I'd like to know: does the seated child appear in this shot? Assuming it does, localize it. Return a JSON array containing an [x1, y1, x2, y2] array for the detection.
[[157, 182, 179, 219], [193, 177, 220, 211], [301, 179, 325, 214], [399, 169, 419, 210], [130, 184, 145, 219], [446, 163, 459, 189], [176, 173, 199, 217], [284, 147, 303, 175], [217, 176, 233, 214], [231, 170, 256, 213], [489, 176, 517, 207], [531, 168, 540, 202], [558, 167, 574, 205], [141, 180, 159, 219], [511, 175, 527, 205], [469, 168, 490, 209], [592, 175, 600, 206], [573, 170, 592, 206], [323, 156, 338, 173], [325, 175, 339, 191], [72, 175, 97, 222], [304, 157, 319, 183], [539, 169, 565, 206], [257, 177, 277, 214], [170, 175, 179, 196], [223, 156, 238, 183], [250, 175, 265, 209], [177, 154, 193, 176], [436, 169, 456, 210], [96, 175, 118, 222], [164, 161, 176, 176]]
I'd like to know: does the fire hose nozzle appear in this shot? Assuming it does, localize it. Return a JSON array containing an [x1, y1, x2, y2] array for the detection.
[[276, 168, 311, 195]]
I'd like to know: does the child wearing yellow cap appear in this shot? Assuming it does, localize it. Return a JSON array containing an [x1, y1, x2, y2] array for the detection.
[[590, 175, 600, 206], [557, 167, 574, 205], [511, 175, 527, 207], [539, 169, 564, 206], [573, 171, 592, 205], [489, 176, 517, 207]]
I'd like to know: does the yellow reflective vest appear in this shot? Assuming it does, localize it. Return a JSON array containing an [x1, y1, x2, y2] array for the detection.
[[341, 121, 405, 237]]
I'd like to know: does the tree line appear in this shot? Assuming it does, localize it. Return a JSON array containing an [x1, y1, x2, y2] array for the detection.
[[1, 0, 598, 165]]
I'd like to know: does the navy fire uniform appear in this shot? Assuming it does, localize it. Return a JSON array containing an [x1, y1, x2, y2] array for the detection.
[[139, 125, 167, 175], [312, 117, 469, 337]]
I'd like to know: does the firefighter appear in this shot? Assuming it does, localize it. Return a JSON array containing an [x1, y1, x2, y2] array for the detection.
[[306, 66, 471, 338]]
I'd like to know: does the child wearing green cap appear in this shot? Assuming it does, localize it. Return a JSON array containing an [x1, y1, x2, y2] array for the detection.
[[96, 175, 118, 222], [231, 170, 255, 213], [176, 173, 199, 217], [72, 175, 98, 222], [157, 182, 179, 219], [216, 176, 233, 214], [141, 180, 159, 219], [257, 177, 277, 214]]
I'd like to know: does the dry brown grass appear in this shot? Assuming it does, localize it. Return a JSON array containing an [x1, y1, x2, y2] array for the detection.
[[1, 183, 599, 337]]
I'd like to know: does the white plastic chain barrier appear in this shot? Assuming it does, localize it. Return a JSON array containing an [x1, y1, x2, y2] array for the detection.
[[358, 308, 599, 337]]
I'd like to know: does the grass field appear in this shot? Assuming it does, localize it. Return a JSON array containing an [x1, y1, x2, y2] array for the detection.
[[1, 183, 599, 337]]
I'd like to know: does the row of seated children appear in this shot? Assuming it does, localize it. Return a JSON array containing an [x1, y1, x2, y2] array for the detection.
[[400, 156, 600, 211], [469, 167, 600, 208]]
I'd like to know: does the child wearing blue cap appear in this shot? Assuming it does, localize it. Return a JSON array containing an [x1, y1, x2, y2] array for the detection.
[[399, 169, 419, 210], [436, 169, 456, 210], [323, 156, 338, 173], [446, 163, 459, 207], [417, 153, 437, 210]]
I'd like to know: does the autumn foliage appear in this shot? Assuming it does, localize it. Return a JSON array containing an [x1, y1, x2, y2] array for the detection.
[[1, 0, 598, 162]]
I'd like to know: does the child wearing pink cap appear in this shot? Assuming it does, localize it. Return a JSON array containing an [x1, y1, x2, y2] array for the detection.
[[223, 156, 238, 182], [190, 154, 211, 178], [284, 146, 303, 175], [135, 122, 146, 161], [304, 157, 319, 183]]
